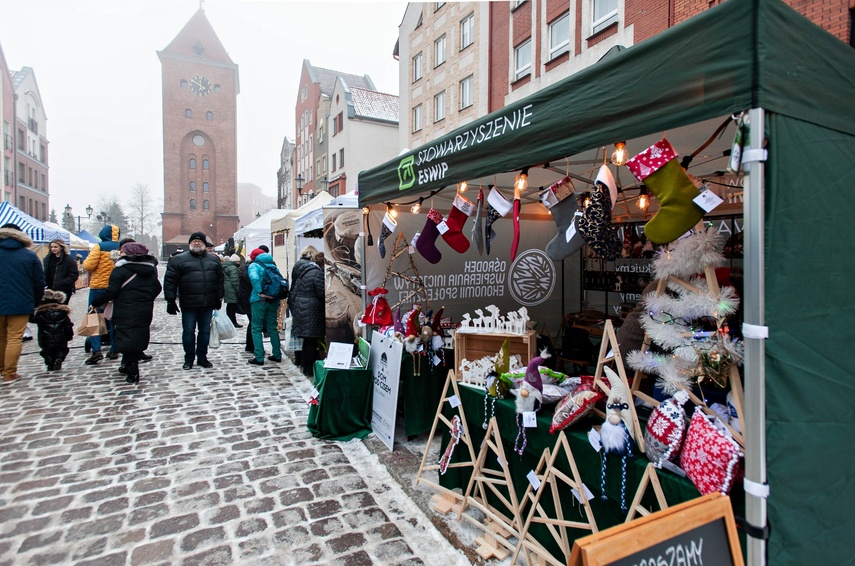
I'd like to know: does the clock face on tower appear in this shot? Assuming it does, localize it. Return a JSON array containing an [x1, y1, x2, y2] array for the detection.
[[189, 75, 212, 96]]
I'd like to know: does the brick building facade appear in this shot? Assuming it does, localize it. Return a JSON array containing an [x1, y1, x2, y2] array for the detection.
[[158, 9, 240, 252]]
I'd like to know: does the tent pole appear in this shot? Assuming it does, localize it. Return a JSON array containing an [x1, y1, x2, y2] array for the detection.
[[744, 107, 767, 566]]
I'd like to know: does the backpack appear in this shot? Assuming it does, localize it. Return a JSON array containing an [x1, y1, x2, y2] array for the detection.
[[260, 263, 289, 300]]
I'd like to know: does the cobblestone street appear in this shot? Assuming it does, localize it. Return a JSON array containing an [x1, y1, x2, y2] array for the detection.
[[0, 289, 470, 565]]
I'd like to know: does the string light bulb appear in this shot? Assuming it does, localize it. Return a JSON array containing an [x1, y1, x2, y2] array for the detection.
[[637, 186, 649, 210], [611, 141, 628, 166], [362, 207, 369, 215], [385, 203, 398, 219], [457, 181, 468, 193], [411, 198, 423, 214], [515, 167, 529, 191]]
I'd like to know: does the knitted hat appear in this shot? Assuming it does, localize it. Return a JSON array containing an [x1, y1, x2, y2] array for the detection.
[[188, 231, 207, 244], [249, 248, 264, 261], [524, 349, 549, 403], [121, 242, 149, 256], [229, 254, 241, 262], [259, 245, 270, 253]]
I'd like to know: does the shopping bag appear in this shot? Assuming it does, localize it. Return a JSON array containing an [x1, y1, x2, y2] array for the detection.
[[77, 311, 107, 337], [209, 316, 221, 349], [286, 335, 303, 352], [103, 302, 114, 321], [213, 307, 236, 340]]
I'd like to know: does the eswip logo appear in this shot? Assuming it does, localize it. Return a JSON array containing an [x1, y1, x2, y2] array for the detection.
[[397, 155, 415, 191]]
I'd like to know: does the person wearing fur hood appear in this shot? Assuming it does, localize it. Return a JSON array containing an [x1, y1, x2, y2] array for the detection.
[[31, 289, 74, 371], [90, 243, 162, 384], [0, 223, 45, 383]]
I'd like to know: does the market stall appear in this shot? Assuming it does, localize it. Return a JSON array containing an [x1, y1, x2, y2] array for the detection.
[[356, 0, 855, 563], [270, 191, 333, 275], [232, 208, 292, 256]]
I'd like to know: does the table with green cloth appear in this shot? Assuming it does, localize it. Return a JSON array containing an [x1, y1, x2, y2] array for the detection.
[[307, 361, 373, 441], [399, 352, 449, 438], [437, 383, 740, 561]]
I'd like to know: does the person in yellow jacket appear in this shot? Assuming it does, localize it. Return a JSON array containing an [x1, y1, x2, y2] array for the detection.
[[82, 224, 121, 364]]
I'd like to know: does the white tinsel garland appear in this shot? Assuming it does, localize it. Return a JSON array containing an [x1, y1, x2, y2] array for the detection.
[[643, 280, 740, 322], [652, 227, 726, 280], [626, 350, 694, 394]]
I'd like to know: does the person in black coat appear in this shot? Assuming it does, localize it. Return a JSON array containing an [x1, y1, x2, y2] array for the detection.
[[42, 239, 79, 305], [91, 243, 162, 384], [163, 232, 224, 370], [31, 289, 74, 371], [238, 252, 255, 353], [288, 250, 325, 376]]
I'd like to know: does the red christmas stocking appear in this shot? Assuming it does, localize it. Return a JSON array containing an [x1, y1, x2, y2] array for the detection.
[[415, 208, 443, 264], [510, 188, 521, 261], [439, 194, 474, 254]]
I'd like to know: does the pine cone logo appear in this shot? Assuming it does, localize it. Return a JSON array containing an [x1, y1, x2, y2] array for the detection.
[[508, 249, 555, 306]]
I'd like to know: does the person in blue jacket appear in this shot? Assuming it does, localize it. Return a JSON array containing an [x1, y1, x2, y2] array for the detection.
[[246, 248, 282, 365]]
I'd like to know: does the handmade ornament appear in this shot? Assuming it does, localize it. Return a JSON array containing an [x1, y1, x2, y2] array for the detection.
[[415, 208, 443, 264], [578, 165, 622, 261], [599, 366, 634, 512], [484, 186, 512, 255], [471, 187, 485, 255], [393, 306, 405, 336], [361, 287, 392, 326], [483, 372, 499, 430], [438, 415, 463, 475], [440, 194, 474, 253], [510, 186, 522, 261], [626, 139, 704, 244], [644, 390, 689, 467], [513, 348, 549, 456], [542, 176, 584, 261], [680, 407, 743, 495], [378, 213, 397, 258], [549, 382, 601, 434]]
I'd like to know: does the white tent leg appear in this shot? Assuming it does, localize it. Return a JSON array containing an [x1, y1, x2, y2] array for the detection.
[[744, 107, 768, 566]]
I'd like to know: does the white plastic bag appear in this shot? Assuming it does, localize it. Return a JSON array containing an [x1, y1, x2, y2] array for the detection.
[[209, 315, 221, 349], [213, 307, 236, 340]]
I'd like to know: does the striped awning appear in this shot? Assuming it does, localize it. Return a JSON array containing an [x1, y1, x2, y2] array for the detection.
[[0, 201, 67, 244]]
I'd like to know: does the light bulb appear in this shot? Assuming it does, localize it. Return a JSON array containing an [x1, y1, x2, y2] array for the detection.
[[583, 193, 592, 208], [457, 181, 467, 193], [515, 171, 528, 191], [611, 142, 628, 166], [411, 201, 421, 214], [389, 208, 398, 219], [637, 187, 649, 210], [362, 207, 369, 215]]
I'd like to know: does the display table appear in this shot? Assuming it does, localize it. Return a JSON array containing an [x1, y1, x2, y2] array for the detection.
[[438, 384, 739, 560], [399, 352, 448, 438], [307, 361, 373, 441]]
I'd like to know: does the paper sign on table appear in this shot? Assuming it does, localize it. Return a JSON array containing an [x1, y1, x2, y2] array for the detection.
[[325, 342, 354, 369]]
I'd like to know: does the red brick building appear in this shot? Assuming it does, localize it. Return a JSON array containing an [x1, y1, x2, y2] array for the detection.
[[158, 9, 240, 253]]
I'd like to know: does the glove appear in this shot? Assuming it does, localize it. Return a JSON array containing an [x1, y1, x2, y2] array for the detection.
[[166, 301, 179, 315]]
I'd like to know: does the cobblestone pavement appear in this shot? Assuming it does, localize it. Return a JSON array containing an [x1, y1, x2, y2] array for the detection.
[[0, 288, 471, 566]]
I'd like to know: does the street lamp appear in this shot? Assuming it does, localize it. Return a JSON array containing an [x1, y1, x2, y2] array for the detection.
[[96, 211, 111, 226], [64, 203, 92, 232], [296, 174, 304, 195]]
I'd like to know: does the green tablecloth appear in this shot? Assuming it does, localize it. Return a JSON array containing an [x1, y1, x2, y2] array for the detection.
[[439, 384, 720, 560], [307, 361, 373, 441], [399, 352, 448, 438]]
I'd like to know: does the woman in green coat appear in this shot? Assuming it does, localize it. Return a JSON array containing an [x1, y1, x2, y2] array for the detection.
[[222, 254, 242, 328]]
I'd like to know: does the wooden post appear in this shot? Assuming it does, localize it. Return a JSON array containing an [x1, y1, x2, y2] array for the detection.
[[625, 462, 669, 522]]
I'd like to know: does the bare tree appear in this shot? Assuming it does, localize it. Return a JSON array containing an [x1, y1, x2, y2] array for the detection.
[[126, 183, 159, 239]]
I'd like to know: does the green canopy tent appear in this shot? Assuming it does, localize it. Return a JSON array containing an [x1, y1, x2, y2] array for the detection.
[[358, 0, 855, 564]]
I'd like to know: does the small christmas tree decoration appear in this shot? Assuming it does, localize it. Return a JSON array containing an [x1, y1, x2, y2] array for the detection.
[[626, 139, 704, 244]]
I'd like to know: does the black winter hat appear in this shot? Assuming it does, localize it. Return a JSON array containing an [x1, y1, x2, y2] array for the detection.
[[189, 231, 207, 244]]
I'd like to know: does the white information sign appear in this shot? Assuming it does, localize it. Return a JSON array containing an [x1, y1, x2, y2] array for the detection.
[[369, 333, 404, 451]]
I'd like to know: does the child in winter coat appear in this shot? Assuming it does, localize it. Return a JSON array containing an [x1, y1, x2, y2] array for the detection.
[[31, 289, 74, 371]]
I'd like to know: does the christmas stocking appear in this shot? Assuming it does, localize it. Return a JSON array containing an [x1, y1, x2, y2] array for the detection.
[[484, 187, 512, 255], [626, 139, 704, 244], [542, 176, 584, 261], [415, 208, 443, 264], [471, 188, 485, 255], [510, 187, 522, 261], [439, 194, 474, 254], [378, 213, 397, 258]]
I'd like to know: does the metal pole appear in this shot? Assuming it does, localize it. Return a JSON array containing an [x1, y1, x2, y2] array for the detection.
[[744, 107, 767, 566]]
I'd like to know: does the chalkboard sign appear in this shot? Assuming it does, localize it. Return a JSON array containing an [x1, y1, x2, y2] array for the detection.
[[569, 493, 743, 566]]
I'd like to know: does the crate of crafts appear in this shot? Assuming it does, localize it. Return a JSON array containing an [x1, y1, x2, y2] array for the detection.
[[453, 329, 537, 380]]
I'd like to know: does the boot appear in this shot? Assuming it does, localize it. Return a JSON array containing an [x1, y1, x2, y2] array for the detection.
[[85, 351, 104, 365]]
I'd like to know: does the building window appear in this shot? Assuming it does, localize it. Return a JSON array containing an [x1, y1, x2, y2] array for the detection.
[[332, 153, 337, 171], [434, 91, 446, 122], [301, 85, 307, 101], [460, 76, 474, 109], [333, 112, 344, 135], [190, 199, 197, 209], [514, 39, 532, 80], [413, 52, 423, 82], [189, 158, 196, 169], [512, 0, 526, 8], [460, 13, 474, 49], [592, 0, 618, 34], [185, 109, 192, 118], [203, 200, 209, 210], [435, 2, 445, 10], [434, 35, 447, 67], [549, 13, 571, 59], [202, 159, 209, 170], [190, 181, 196, 191], [206, 111, 213, 120], [339, 148, 344, 168], [203, 182, 209, 192], [413, 104, 423, 132], [180, 79, 188, 88], [214, 84, 221, 93]]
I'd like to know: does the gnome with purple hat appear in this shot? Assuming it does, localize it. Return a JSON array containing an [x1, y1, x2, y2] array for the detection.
[[513, 348, 550, 456]]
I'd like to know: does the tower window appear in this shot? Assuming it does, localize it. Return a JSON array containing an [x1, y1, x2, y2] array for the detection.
[[206, 111, 213, 120], [203, 200, 210, 210], [192, 40, 205, 56], [190, 199, 197, 209], [189, 158, 196, 169], [185, 109, 192, 118], [203, 182, 209, 192], [190, 181, 196, 191], [180, 79, 188, 88], [202, 159, 209, 170], [214, 84, 221, 93]]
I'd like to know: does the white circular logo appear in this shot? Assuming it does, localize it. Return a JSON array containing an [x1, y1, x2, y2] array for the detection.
[[508, 249, 555, 307]]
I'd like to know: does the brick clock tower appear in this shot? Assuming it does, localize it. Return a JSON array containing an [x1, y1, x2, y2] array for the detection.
[[157, 9, 240, 253]]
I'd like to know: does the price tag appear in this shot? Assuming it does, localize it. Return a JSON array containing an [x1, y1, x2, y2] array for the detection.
[[436, 220, 450, 234], [310, 388, 319, 398], [357, 319, 367, 327], [526, 470, 542, 491], [588, 428, 602, 452], [572, 483, 595, 503], [523, 411, 537, 428], [408, 245, 415, 255], [694, 187, 724, 212], [540, 189, 559, 208], [447, 394, 460, 408], [564, 221, 578, 243], [433, 354, 442, 366], [660, 460, 687, 477], [497, 456, 505, 468]]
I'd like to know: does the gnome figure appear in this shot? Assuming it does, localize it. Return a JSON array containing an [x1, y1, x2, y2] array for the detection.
[[514, 348, 550, 455], [600, 366, 635, 512]]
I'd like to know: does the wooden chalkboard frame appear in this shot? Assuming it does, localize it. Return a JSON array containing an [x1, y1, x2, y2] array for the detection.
[[568, 492, 743, 566]]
